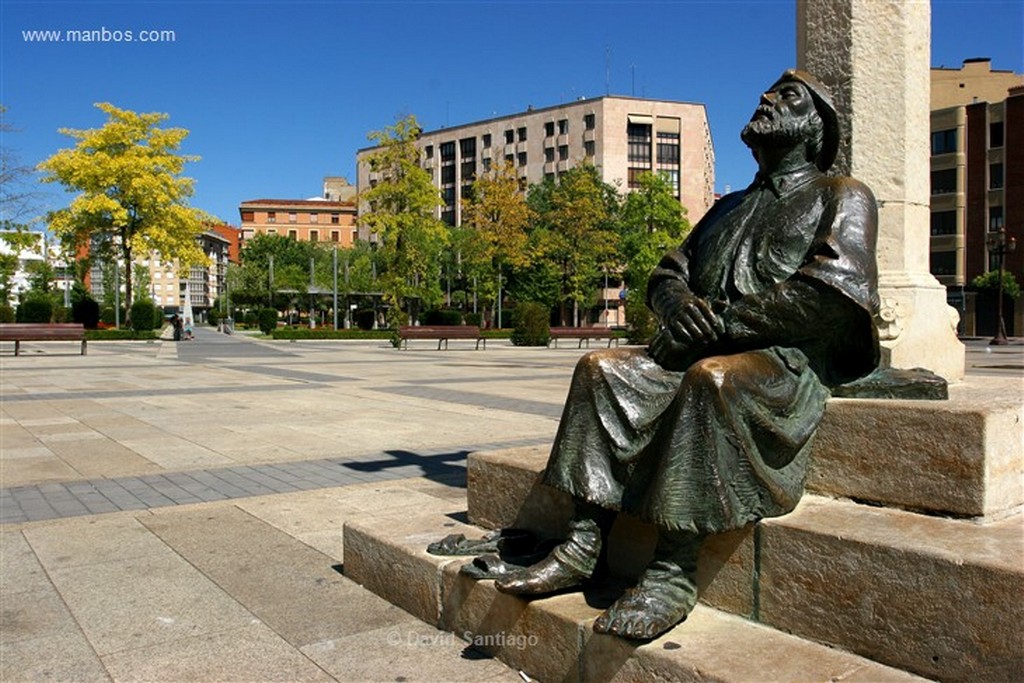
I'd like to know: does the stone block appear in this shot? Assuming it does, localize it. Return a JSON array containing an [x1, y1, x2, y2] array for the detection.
[[343, 508, 476, 626], [440, 566, 595, 683], [759, 495, 1024, 681], [810, 377, 1024, 517], [582, 604, 927, 683]]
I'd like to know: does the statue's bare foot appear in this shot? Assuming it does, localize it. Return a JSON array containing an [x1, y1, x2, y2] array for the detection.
[[494, 554, 589, 596], [593, 569, 697, 640]]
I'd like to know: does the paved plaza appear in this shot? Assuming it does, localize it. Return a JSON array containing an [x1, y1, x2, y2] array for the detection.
[[1, 329, 1021, 681]]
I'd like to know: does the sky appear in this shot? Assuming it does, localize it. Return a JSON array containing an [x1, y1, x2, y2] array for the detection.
[[2, 0, 1022, 228]]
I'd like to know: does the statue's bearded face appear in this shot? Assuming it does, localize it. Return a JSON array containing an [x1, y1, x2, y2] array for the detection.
[[741, 80, 823, 160]]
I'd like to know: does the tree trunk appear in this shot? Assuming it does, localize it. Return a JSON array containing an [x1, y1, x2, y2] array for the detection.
[[122, 242, 133, 327]]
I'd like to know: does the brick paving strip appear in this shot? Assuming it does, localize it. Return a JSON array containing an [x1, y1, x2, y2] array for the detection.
[[0, 436, 548, 524]]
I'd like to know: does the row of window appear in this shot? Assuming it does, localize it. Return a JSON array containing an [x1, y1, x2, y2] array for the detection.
[[262, 228, 355, 242], [931, 121, 1006, 156], [424, 113, 600, 161], [930, 207, 1005, 236], [930, 163, 1004, 194], [243, 211, 344, 224]]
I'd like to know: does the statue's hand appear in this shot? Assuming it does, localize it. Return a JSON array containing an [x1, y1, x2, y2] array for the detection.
[[648, 327, 703, 371], [660, 294, 725, 345]]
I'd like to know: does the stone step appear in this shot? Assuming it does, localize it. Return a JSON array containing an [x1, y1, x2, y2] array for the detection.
[[465, 447, 1024, 682], [343, 506, 928, 683]]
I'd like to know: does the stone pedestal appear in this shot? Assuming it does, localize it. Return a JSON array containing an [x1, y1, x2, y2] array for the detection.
[[798, 0, 966, 381]]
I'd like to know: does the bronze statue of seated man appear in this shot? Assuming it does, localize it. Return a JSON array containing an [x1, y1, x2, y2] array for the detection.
[[493, 70, 880, 641]]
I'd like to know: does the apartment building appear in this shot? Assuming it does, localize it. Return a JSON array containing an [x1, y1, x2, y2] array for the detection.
[[356, 96, 715, 231], [929, 58, 1023, 335], [238, 197, 358, 246], [86, 228, 233, 316]]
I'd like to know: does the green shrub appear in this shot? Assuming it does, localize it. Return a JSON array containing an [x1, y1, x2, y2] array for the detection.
[[257, 308, 279, 335], [130, 300, 159, 331], [510, 302, 551, 346], [100, 307, 128, 326], [271, 328, 393, 340], [0, 304, 14, 323], [16, 297, 53, 323], [421, 308, 463, 326], [207, 308, 221, 326], [84, 329, 158, 341], [625, 290, 658, 345], [464, 312, 482, 327], [71, 296, 101, 329]]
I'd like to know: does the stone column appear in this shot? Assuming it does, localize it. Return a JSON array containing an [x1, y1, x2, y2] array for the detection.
[[797, 0, 966, 381]]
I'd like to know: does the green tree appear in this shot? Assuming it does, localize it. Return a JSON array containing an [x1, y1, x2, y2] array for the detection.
[[359, 115, 448, 324], [618, 171, 691, 341], [232, 233, 334, 315], [461, 160, 531, 325], [527, 164, 620, 326], [38, 103, 209, 325], [971, 269, 1020, 299]]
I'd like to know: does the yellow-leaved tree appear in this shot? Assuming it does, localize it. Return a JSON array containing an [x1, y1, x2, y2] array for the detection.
[[39, 103, 208, 324]]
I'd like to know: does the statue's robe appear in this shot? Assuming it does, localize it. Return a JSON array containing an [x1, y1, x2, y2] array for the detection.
[[543, 165, 880, 534]]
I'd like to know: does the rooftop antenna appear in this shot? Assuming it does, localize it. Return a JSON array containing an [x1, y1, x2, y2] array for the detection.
[[605, 46, 611, 95]]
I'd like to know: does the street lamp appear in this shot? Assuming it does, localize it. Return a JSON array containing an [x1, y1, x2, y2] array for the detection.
[[986, 226, 1017, 346]]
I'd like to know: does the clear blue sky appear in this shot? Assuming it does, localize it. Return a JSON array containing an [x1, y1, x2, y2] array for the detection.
[[2, 0, 1022, 227]]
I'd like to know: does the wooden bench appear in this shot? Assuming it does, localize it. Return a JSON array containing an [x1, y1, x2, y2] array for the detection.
[[397, 325, 486, 350], [548, 326, 621, 349], [0, 323, 87, 356]]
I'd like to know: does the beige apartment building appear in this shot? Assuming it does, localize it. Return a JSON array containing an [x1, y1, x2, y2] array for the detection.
[[238, 198, 358, 246], [929, 58, 1023, 336], [356, 96, 715, 231]]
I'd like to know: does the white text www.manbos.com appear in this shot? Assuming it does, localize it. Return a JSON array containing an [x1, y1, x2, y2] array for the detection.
[[22, 27, 176, 43]]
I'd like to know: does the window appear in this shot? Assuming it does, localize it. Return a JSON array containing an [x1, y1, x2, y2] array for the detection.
[[441, 187, 456, 207], [627, 122, 652, 164], [584, 140, 596, 157], [930, 211, 957, 236], [990, 163, 1004, 189], [989, 121, 1004, 148], [657, 131, 680, 164], [461, 160, 476, 182], [544, 172, 555, 182], [504, 129, 514, 144], [267, 211, 277, 223], [517, 127, 527, 142], [289, 212, 297, 223], [505, 154, 514, 164], [930, 129, 957, 155], [460, 137, 476, 159], [482, 133, 492, 148], [929, 251, 957, 276], [425, 145, 434, 159], [441, 165, 456, 184], [331, 213, 339, 224], [309, 230, 319, 242], [989, 206, 1004, 231], [544, 121, 555, 137], [267, 228, 277, 235], [440, 141, 456, 162], [584, 113, 596, 130], [288, 230, 297, 239], [310, 213, 318, 223], [241, 210, 254, 222], [558, 145, 569, 161], [545, 147, 555, 163], [517, 151, 527, 166], [331, 230, 340, 242], [558, 119, 569, 135], [930, 168, 957, 195]]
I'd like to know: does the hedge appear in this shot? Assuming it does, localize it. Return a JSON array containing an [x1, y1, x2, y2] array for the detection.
[[84, 329, 159, 341], [271, 328, 393, 340]]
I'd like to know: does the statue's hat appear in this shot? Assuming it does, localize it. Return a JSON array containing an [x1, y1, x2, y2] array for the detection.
[[771, 69, 840, 172]]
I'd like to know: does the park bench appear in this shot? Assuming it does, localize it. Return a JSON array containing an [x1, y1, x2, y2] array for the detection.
[[397, 325, 487, 350], [547, 326, 621, 349], [0, 323, 88, 356]]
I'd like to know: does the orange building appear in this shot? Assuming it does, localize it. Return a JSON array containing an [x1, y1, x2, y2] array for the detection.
[[238, 199, 358, 246]]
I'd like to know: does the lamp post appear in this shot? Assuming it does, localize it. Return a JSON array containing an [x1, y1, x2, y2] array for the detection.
[[986, 227, 1017, 346]]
